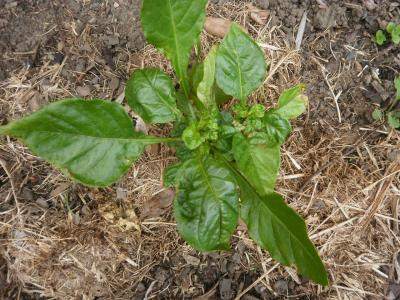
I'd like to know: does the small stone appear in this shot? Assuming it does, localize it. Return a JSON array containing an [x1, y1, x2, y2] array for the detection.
[[72, 213, 81, 225], [5, 1, 18, 9], [274, 279, 288, 295], [35, 198, 49, 209], [137, 282, 146, 292], [219, 279, 232, 300], [81, 205, 91, 216], [53, 52, 65, 65], [109, 77, 120, 91], [76, 86, 91, 97], [388, 150, 400, 162], [116, 188, 128, 200], [21, 187, 34, 201]]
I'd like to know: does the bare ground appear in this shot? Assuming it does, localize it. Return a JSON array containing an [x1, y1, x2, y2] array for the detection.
[[0, 0, 400, 299]]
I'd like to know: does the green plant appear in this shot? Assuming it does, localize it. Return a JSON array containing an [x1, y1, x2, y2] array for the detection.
[[373, 77, 400, 129], [0, 0, 328, 285], [374, 22, 400, 45]]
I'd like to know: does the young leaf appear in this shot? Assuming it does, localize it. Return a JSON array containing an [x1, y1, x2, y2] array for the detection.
[[197, 46, 218, 109], [222, 160, 328, 286], [275, 85, 308, 120], [174, 156, 239, 251], [216, 23, 266, 103], [387, 22, 396, 34], [126, 68, 181, 124], [0, 99, 172, 187], [262, 112, 292, 146], [374, 30, 386, 45], [387, 111, 400, 128], [372, 108, 383, 121], [232, 133, 280, 195], [182, 123, 203, 150], [395, 77, 400, 101], [390, 24, 400, 44], [141, 0, 208, 96]]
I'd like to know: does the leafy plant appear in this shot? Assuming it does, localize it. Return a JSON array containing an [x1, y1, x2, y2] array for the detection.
[[373, 77, 400, 129], [0, 0, 328, 285], [374, 22, 400, 45]]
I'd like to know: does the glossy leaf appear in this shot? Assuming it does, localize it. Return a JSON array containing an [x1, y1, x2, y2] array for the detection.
[[141, 0, 208, 96], [222, 160, 328, 286], [262, 112, 292, 146], [197, 46, 217, 109], [275, 85, 308, 120], [0, 99, 172, 187], [216, 23, 266, 102], [233, 133, 280, 195], [182, 123, 203, 150], [174, 156, 239, 251], [126, 68, 180, 124]]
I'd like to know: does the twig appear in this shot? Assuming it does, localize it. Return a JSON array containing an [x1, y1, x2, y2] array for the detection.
[[144, 281, 157, 300], [360, 161, 400, 229], [0, 158, 21, 218], [295, 11, 307, 50], [298, 135, 366, 193], [323, 72, 342, 123], [234, 263, 279, 299]]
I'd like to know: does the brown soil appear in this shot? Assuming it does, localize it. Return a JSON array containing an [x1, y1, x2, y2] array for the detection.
[[1, 0, 400, 299]]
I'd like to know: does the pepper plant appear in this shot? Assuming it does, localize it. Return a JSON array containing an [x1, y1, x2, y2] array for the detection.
[[0, 0, 328, 285], [373, 76, 400, 129]]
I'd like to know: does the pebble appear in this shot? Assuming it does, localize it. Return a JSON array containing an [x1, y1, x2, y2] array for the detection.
[[36, 198, 49, 209], [76, 86, 91, 97], [109, 76, 120, 91]]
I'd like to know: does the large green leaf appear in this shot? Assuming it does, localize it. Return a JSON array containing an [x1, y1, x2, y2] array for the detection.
[[216, 23, 266, 103], [141, 0, 208, 96], [197, 46, 217, 109], [275, 85, 308, 120], [126, 68, 181, 124], [232, 133, 280, 195], [222, 160, 328, 286], [262, 112, 292, 146], [0, 99, 174, 187], [174, 156, 239, 251]]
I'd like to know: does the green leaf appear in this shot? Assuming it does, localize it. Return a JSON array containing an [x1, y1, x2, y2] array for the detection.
[[232, 133, 280, 195], [182, 123, 203, 150], [387, 22, 396, 34], [374, 30, 386, 45], [262, 112, 292, 146], [388, 111, 400, 128], [216, 23, 266, 103], [372, 108, 383, 121], [141, 0, 208, 97], [395, 77, 400, 101], [197, 46, 218, 109], [126, 68, 180, 124], [0, 99, 173, 187], [174, 156, 239, 251], [391, 24, 400, 44], [163, 162, 183, 187], [275, 84, 308, 120], [222, 160, 328, 286]]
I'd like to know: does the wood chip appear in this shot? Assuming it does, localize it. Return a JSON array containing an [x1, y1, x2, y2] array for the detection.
[[204, 17, 231, 38]]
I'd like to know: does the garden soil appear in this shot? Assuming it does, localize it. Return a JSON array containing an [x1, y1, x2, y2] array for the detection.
[[1, 0, 399, 299]]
